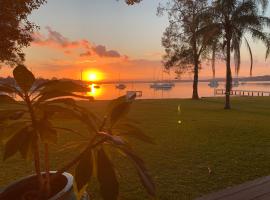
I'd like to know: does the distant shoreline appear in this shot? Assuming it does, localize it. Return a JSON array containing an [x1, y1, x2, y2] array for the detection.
[[1, 75, 270, 84], [97, 76, 270, 84]]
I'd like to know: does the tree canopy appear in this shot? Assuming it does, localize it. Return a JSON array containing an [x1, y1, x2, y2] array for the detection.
[[125, 0, 142, 5], [159, 0, 213, 99], [0, 0, 46, 66], [203, 0, 270, 108]]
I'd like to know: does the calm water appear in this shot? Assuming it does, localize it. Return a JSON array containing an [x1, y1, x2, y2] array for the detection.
[[87, 81, 270, 100]]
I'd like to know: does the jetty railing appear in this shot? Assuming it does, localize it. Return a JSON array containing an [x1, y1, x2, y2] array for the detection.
[[126, 91, 143, 98], [214, 89, 270, 97]]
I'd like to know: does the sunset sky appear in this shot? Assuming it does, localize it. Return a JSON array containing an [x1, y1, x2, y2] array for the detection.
[[2, 0, 270, 81]]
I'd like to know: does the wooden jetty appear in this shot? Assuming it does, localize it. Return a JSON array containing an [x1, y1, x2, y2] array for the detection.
[[196, 175, 270, 200], [214, 89, 270, 97], [126, 91, 142, 98]]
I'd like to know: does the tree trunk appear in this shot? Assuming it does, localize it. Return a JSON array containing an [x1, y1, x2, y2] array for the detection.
[[192, 62, 199, 100], [225, 38, 232, 109]]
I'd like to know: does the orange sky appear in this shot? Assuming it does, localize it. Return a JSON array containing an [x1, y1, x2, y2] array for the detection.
[[1, 27, 270, 81], [0, 26, 269, 81], [1, 0, 270, 81]]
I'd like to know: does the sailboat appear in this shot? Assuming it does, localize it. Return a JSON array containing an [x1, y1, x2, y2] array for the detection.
[[233, 77, 240, 87], [150, 69, 175, 90], [208, 79, 219, 88], [115, 73, 126, 90], [115, 83, 126, 90]]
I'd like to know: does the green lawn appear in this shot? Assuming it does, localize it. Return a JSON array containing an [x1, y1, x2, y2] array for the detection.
[[1, 97, 270, 199]]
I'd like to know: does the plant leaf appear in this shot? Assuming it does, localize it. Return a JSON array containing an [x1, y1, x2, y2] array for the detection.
[[0, 95, 17, 104], [0, 110, 26, 121], [0, 121, 28, 142], [121, 148, 156, 197], [97, 148, 119, 200], [98, 132, 126, 145], [9, 111, 26, 120], [30, 80, 58, 95], [0, 84, 16, 94], [47, 98, 76, 106], [108, 95, 135, 127], [37, 120, 57, 144], [3, 126, 34, 160], [13, 65, 35, 93], [19, 129, 35, 160], [36, 91, 93, 104], [113, 123, 154, 144], [75, 150, 93, 192], [40, 81, 89, 93]]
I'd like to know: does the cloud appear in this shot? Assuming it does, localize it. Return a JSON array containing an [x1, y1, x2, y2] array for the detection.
[[32, 27, 80, 49], [93, 45, 121, 57], [32, 27, 122, 58], [80, 51, 92, 57]]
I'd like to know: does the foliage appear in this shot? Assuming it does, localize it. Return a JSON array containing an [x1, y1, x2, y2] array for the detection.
[[0, 0, 46, 66], [124, 0, 142, 5], [159, 0, 209, 70], [0, 65, 155, 200], [200, 0, 270, 108], [159, 0, 213, 99]]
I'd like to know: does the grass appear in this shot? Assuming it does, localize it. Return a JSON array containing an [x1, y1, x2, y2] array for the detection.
[[1, 97, 270, 199]]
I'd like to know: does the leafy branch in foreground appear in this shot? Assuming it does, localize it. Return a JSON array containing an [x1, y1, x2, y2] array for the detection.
[[0, 65, 155, 200]]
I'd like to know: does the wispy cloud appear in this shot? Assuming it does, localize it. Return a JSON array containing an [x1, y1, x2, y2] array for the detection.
[[32, 27, 122, 58]]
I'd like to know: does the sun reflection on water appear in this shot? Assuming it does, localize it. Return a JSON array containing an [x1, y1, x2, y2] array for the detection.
[[86, 84, 102, 98]]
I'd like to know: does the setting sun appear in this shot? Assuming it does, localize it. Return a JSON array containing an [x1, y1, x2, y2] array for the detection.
[[82, 70, 103, 82], [88, 73, 97, 81]]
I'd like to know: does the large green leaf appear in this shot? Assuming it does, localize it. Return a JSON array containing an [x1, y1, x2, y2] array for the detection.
[[19, 130, 35, 160], [13, 65, 35, 93], [97, 148, 119, 200], [40, 81, 89, 93], [8, 111, 26, 120], [0, 84, 16, 94], [35, 91, 93, 105], [0, 110, 25, 122], [37, 120, 57, 144], [30, 80, 58, 95], [75, 150, 93, 192], [0, 95, 17, 104], [121, 148, 156, 197], [46, 98, 76, 106], [3, 126, 34, 160], [0, 121, 28, 142], [98, 132, 125, 145], [108, 96, 134, 127], [113, 122, 154, 144]]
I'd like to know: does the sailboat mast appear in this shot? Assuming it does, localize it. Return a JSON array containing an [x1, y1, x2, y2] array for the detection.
[[80, 69, 83, 81]]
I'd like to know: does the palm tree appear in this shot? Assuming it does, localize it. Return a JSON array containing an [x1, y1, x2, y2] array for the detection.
[[202, 0, 270, 109]]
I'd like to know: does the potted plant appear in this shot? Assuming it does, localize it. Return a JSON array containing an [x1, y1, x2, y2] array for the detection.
[[0, 65, 155, 200]]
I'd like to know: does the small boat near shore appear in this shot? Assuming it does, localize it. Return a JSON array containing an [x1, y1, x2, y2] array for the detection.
[[150, 82, 175, 90], [116, 83, 126, 90], [208, 79, 219, 88], [233, 79, 240, 87]]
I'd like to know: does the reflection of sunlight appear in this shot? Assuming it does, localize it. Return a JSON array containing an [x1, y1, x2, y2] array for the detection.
[[86, 84, 102, 98]]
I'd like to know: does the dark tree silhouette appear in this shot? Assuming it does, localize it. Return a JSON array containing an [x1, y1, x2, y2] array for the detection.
[[0, 0, 46, 66], [202, 0, 270, 109], [159, 0, 213, 100], [125, 0, 142, 4]]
